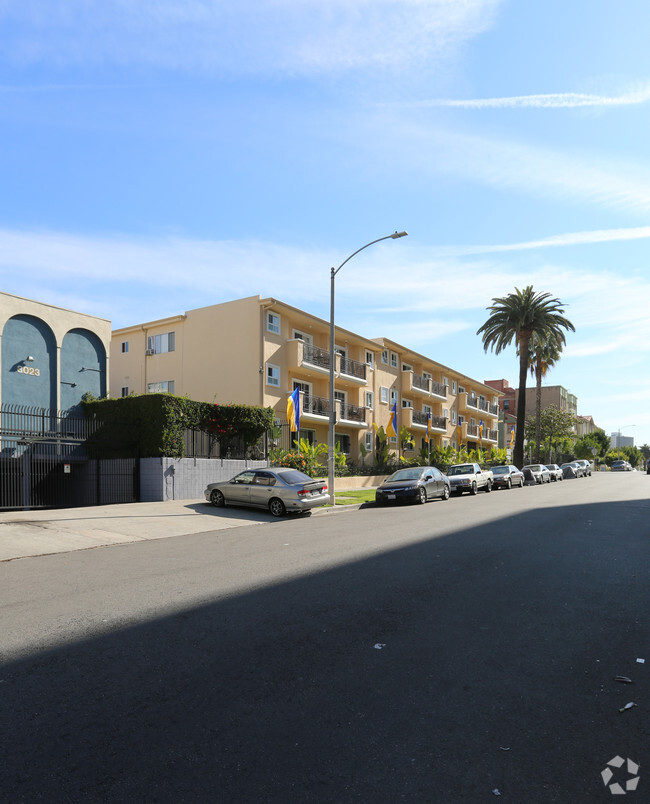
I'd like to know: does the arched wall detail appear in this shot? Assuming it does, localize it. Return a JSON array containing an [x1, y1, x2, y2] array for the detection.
[[60, 329, 107, 411], [1, 315, 57, 410]]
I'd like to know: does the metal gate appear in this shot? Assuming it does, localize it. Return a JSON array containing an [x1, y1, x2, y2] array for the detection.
[[0, 405, 139, 511]]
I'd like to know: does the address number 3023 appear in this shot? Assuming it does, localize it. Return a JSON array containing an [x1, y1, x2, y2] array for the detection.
[[17, 366, 41, 376]]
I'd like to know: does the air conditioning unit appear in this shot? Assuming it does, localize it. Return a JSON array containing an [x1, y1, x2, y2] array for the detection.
[[145, 349, 155, 356]]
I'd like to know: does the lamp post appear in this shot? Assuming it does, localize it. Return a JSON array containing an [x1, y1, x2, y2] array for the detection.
[[328, 231, 408, 505]]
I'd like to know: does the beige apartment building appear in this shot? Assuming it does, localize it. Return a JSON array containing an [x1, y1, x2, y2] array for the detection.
[[110, 295, 502, 462]]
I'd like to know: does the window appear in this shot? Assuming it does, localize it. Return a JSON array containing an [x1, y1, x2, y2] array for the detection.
[[293, 329, 312, 345], [452, 380, 457, 394], [402, 399, 413, 408], [335, 433, 351, 454], [444, 408, 449, 419], [121, 341, 129, 354], [121, 386, 129, 397], [451, 410, 457, 425], [380, 386, 389, 404], [423, 371, 432, 382], [390, 388, 398, 406], [365, 351, 374, 367], [442, 376, 449, 387], [147, 380, 175, 394], [147, 332, 175, 354], [503, 400, 510, 411], [458, 385, 465, 394], [381, 349, 389, 364], [298, 429, 315, 445], [364, 432, 374, 452], [266, 363, 280, 387], [266, 312, 280, 334], [423, 404, 432, 415], [390, 352, 398, 368], [402, 363, 412, 372], [365, 391, 374, 410]]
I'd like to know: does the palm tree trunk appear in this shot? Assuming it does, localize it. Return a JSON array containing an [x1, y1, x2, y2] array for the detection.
[[514, 332, 530, 468], [535, 361, 542, 462]]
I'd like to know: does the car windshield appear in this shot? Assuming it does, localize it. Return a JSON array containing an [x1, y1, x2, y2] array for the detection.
[[492, 466, 509, 474], [447, 465, 473, 476], [525, 465, 542, 471], [387, 468, 425, 482]]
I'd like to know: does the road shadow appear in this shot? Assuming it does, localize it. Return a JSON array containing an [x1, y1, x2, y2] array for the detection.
[[2, 497, 649, 802]]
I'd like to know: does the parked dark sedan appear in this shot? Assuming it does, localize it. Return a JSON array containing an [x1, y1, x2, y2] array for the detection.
[[375, 466, 450, 506], [491, 464, 525, 489]]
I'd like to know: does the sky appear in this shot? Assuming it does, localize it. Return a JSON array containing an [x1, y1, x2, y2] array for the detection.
[[1, 0, 649, 448]]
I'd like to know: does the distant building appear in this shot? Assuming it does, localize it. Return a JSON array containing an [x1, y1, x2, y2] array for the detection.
[[610, 432, 634, 449], [0, 291, 110, 412]]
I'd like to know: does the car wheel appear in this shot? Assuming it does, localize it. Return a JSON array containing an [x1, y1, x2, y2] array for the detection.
[[441, 485, 450, 501], [485, 480, 492, 493], [268, 497, 286, 517], [470, 481, 477, 495], [506, 478, 512, 490], [417, 487, 427, 504], [210, 489, 225, 507]]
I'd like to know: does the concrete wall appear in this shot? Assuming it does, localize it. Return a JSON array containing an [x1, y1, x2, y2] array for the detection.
[[140, 456, 268, 501]]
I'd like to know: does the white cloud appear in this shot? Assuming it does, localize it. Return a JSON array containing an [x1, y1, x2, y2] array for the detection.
[[426, 225, 650, 257], [386, 123, 650, 214], [0, 0, 502, 76], [411, 84, 650, 109]]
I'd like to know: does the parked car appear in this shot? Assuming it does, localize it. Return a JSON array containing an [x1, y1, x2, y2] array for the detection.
[[205, 467, 329, 517], [561, 464, 577, 479], [375, 466, 450, 506], [562, 461, 585, 478], [523, 464, 552, 484], [447, 463, 493, 495], [545, 463, 564, 482], [490, 464, 525, 489], [574, 459, 592, 476], [611, 460, 632, 472], [522, 467, 536, 485]]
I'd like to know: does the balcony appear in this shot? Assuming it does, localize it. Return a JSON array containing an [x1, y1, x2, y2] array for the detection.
[[401, 372, 448, 400], [300, 394, 332, 422], [287, 340, 331, 376], [404, 408, 447, 432], [339, 355, 367, 383], [339, 401, 367, 427], [463, 393, 498, 418]]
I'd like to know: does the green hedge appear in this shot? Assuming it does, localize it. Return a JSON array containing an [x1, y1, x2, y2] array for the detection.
[[82, 394, 275, 458]]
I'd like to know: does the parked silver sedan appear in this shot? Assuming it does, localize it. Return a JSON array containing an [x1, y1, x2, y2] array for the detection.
[[205, 467, 329, 517], [523, 464, 552, 484], [490, 464, 525, 489], [545, 463, 564, 482]]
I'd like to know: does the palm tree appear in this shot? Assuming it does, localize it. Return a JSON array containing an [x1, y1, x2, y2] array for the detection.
[[528, 334, 563, 461], [477, 286, 574, 468]]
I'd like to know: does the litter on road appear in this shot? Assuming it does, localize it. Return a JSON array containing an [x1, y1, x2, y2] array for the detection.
[[613, 676, 633, 684], [619, 702, 637, 712]]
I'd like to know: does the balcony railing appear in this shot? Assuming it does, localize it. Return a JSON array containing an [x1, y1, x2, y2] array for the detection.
[[339, 402, 366, 423], [302, 395, 332, 417], [302, 344, 331, 371], [339, 356, 366, 381], [467, 423, 478, 437], [488, 403, 498, 416], [488, 429, 498, 441], [412, 410, 447, 429], [412, 373, 429, 391], [431, 379, 447, 397]]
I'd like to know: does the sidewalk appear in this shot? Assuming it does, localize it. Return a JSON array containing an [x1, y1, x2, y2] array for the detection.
[[0, 498, 359, 562]]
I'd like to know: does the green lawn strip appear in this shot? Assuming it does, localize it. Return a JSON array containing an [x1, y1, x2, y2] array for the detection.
[[333, 489, 377, 505]]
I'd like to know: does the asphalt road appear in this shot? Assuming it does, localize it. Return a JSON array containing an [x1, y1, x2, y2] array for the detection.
[[1, 473, 648, 802]]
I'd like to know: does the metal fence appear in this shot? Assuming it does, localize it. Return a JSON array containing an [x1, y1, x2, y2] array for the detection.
[[0, 404, 139, 511]]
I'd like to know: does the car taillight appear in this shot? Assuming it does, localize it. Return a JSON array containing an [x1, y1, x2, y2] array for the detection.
[[298, 488, 309, 496]]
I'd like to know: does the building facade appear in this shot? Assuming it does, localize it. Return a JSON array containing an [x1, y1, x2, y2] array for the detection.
[[110, 295, 502, 463], [0, 292, 110, 412]]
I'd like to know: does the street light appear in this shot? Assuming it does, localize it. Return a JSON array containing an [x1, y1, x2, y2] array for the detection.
[[328, 231, 408, 505]]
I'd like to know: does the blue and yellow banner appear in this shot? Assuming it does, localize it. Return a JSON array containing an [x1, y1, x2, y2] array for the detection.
[[386, 403, 397, 438], [287, 387, 300, 432], [426, 413, 432, 444]]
